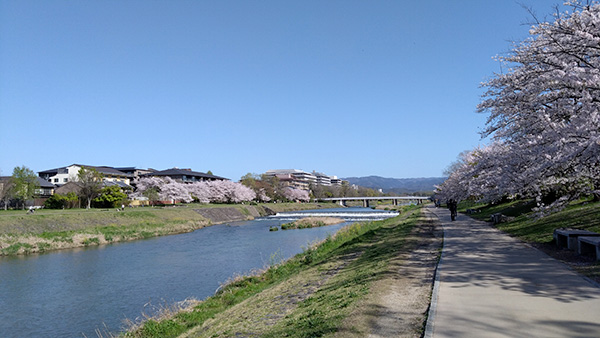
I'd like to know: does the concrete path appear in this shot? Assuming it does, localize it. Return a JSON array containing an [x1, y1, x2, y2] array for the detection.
[[425, 205, 600, 338]]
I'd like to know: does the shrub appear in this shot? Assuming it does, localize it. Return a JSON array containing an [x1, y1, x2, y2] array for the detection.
[[44, 192, 79, 209], [93, 186, 128, 208]]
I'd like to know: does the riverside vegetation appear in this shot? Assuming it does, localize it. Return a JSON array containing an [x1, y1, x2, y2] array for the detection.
[[280, 217, 345, 230], [118, 204, 440, 338], [0, 202, 339, 256], [459, 197, 600, 283]]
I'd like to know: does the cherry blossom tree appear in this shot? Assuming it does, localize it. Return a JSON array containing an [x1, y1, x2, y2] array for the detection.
[[438, 2, 600, 208], [282, 187, 310, 202], [187, 181, 211, 204], [256, 188, 271, 202], [133, 177, 192, 204], [134, 178, 259, 205], [204, 180, 256, 203], [477, 1, 600, 205], [159, 177, 193, 203]]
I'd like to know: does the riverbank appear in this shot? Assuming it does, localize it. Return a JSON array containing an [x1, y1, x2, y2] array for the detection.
[[0, 202, 339, 256], [121, 204, 442, 338]]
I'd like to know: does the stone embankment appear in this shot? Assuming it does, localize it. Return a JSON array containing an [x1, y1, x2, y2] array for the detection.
[[194, 206, 264, 223]]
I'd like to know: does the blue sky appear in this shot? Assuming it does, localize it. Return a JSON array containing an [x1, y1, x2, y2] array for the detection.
[[0, 0, 565, 181]]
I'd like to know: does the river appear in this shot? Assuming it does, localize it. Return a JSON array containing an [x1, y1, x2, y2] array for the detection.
[[0, 207, 397, 337]]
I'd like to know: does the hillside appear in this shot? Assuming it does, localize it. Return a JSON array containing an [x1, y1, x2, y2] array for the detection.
[[342, 176, 445, 194]]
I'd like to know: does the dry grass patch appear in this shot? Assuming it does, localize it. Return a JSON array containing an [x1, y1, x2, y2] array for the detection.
[[181, 253, 361, 338], [281, 217, 345, 230]]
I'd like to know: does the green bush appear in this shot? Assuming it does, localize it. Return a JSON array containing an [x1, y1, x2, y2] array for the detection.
[[44, 192, 78, 209], [93, 186, 128, 208]]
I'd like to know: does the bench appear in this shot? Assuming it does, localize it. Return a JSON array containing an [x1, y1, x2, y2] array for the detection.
[[490, 213, 514, 224], [578, 236, 600, 261], [554, 229, 600, 250]]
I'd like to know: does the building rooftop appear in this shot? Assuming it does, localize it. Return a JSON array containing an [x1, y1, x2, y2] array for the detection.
[[38, 164, 131, 177], [141, 168, 228, 181], [265, 169, 312, 175]]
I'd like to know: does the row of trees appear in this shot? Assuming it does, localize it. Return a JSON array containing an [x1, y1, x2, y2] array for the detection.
[[239, 173, 382, 201], [132, 176, 310, 205], [436, 1, 600, 211]]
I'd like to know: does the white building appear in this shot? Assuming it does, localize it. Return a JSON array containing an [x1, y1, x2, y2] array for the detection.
[[264, 169, 344, 190], [330, 176, 343, 186], [312, 171, 332, 186], [264, 169, 317, 191], [38, 164, 132, 186]]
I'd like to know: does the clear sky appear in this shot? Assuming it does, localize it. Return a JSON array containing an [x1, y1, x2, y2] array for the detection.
[[0, 0, 566, 181]]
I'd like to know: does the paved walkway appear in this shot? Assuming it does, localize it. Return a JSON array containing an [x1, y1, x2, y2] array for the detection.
[[425, 206, 600, 338]]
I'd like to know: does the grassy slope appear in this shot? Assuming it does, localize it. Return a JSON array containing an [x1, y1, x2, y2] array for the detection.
[[459, 198, 600, 281], [460, 198, 600, 242], [123, 206, 423, 338], [0, 202, 339, 255]]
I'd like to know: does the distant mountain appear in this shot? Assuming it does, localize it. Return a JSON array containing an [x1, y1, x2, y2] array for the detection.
[[342, 176, 446, 194]]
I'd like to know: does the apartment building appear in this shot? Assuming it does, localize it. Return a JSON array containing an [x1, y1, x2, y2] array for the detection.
[[264, 169, 343, 191]]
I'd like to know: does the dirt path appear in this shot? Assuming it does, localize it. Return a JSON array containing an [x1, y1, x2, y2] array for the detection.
[[334, 208, 443, 337]]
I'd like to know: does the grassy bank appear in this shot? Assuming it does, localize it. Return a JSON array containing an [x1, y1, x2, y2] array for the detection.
[[459, 197, 600, 281], [0, 202, 339, 256], [122, 205, 426, 338], [280, 217, 345, 230]]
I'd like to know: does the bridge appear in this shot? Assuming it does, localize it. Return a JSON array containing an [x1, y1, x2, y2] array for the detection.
[[319, 196, 430, 208]]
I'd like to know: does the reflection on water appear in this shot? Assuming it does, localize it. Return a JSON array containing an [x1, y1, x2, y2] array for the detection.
[[0, 207, 394, 337]]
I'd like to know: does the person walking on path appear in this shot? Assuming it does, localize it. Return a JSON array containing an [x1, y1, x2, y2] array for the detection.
[[424, 205, 600, 338], [447, 199, 457, 221]]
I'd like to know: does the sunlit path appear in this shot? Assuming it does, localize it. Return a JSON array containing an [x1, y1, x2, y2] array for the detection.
[[425, 205, 600, 338]]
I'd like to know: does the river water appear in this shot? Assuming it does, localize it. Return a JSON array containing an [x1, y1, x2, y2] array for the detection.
[[0, 207, 397, 337]]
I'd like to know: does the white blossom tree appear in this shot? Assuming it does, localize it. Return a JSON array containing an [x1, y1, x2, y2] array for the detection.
[[133, 177, 192, 204], [204, 180, 256, 203], [159, 177, 193, 203], [134, 178, 258, 205], [282, 187, 310, 202], [438, 2, 600, 208], [477, 1, 600, 205], [256, 188, 271, 202], [187, 181, 211, 204]]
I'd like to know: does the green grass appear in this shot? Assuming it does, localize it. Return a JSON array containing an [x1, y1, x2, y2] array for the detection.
[[459, 197, 600, 243], [82, 237, 100, 246], [458, 198, 600, 282], [2, 242, 34, 255], [458, 199, 537, 221], [124, 205, 421, 338], [262, 212, 420, 338], [281, 221, 326, 230]]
